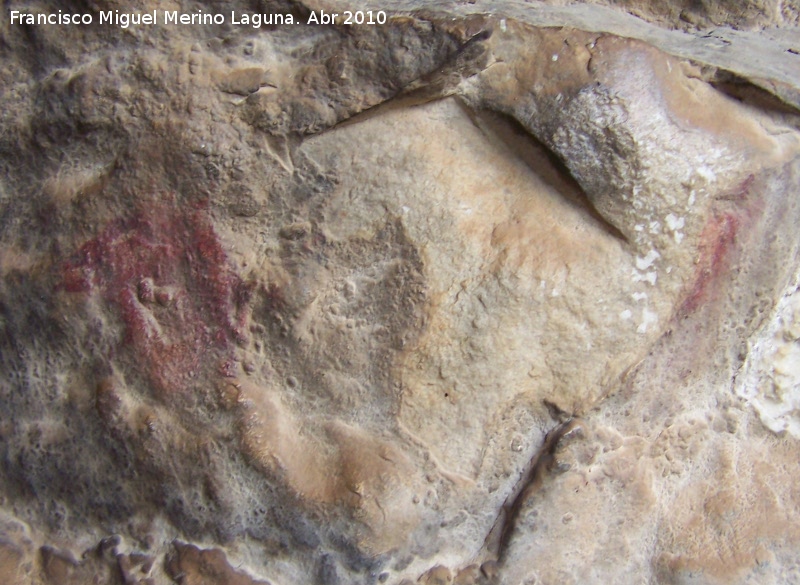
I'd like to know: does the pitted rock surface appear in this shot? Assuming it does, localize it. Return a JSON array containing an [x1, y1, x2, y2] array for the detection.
[[1, 1, 800, 584]]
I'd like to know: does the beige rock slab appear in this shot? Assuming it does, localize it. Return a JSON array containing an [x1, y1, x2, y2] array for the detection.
[[0, 2, 799, 585]]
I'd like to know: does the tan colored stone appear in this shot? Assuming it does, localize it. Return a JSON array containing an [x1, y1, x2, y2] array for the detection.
[[166, 542, 269, 585], [0, 2, 799, 584], [0, 543, 29, 585]]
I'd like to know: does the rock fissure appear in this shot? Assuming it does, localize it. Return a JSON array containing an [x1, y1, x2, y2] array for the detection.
[[482, 418, 584, 564]]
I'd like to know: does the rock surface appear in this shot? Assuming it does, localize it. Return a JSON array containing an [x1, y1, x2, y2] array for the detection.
[[0, 1, 799, 584]]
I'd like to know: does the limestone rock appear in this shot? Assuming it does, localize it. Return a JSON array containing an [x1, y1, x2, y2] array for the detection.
[[0, 1, 799, 584]]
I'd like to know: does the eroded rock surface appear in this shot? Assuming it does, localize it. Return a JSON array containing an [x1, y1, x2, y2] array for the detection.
[[1, 1, 799, 584]]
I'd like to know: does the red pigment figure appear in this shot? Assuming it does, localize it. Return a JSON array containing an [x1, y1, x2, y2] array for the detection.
[[682, 212, 739, 314], [681, 173, 761, 315], [62, 200, 249, 398]]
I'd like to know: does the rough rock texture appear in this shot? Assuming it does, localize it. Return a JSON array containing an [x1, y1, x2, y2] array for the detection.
[[532, 0, 800, 31], [1, 1, 799, 584]]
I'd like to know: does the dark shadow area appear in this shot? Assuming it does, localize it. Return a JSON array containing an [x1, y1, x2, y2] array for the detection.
[[455, 99, 630, 244]]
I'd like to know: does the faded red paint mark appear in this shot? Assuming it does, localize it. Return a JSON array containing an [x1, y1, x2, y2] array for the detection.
[[732, 173, 755, 202], [680, 173, 762, 316], [62, 201, 249, 398], [681, 212, 739, 314]]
